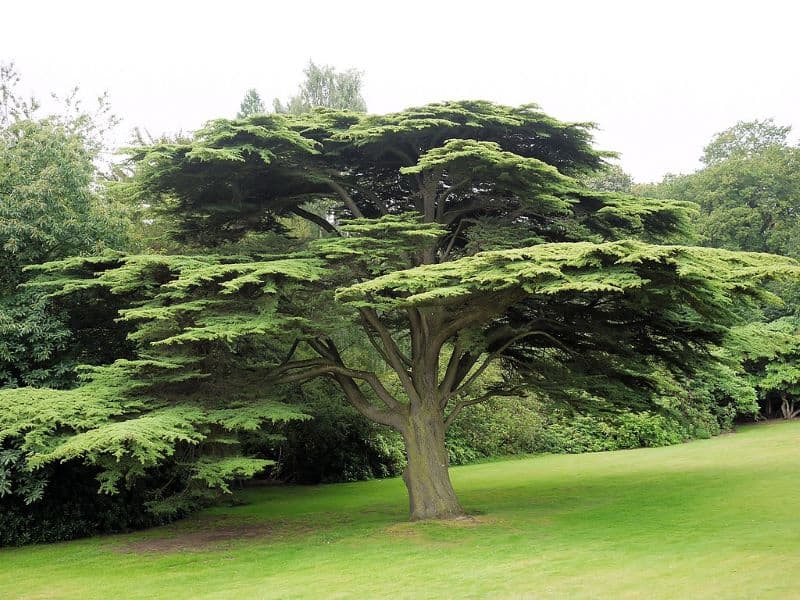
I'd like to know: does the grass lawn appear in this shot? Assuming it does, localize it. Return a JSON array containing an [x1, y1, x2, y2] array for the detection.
[[1, 421, 798, 599]]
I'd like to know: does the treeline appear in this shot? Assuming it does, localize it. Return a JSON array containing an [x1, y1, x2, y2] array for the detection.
[[1, 60, 799, 543]]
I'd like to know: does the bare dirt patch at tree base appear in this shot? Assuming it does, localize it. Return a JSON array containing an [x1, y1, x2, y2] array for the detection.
[[110, 515, 317, 554], [383, 514, 497, 538]]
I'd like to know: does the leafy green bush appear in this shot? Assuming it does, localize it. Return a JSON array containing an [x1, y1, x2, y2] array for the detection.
[[250, 380, 406, 484], [0, 460, 181, 547], [447, 390, 738, 461], [613, 412, 686, 448], [537, 416, 619, 454], [446, 395, 549, 464]]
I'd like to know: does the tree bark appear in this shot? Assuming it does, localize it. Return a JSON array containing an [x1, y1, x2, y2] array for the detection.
[[781, 393, 797, 420], [400, 404, 464, 520]]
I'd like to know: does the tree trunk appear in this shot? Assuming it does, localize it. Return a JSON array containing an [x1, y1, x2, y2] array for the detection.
[[781, 393, 798, 420], [781, 393, 791, 419], [401, 406, 464, 520]]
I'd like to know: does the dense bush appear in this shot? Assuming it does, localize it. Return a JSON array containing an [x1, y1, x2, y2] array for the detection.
[[274, 405, 405, 483], [445, 385, 749, 463], [247, 380, 406, 484], [446, 395, 549, 464], [0, 461, 182, 547]]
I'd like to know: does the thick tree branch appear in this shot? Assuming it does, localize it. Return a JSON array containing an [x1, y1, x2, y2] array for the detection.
[[444, 387, 524, 428], [441, 219, 466, 260], [441, 198, 490, 224], [327, 180, 364, 218], [448, 352, 479, 398], [407, 308, 424, 362], [359, 313, 395, 366], [430, 309, 489, 355], [453, 330, 568, 398], [359, 308, 419, 404], [333, 373, 404, 429], [353, 184, 389, 216], [275, 360, 403, 415], [438, 336, 464, 400], [283, 338, 301, 364], [290, 206, 339, 235], [421, 170, 442, 223], [359, 308, 410, 367], [436, 178, 471, 221], [271, 358, 329, 377]]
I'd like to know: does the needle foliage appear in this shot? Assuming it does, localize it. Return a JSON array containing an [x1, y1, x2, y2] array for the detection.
[[4, 101, 798, 521]]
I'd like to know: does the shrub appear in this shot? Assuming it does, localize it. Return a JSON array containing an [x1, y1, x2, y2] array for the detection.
[[446, 395, 549, 464], [613, 412, 686, 448], [251, 380, 406, 484], [0, 460, 181, 547]]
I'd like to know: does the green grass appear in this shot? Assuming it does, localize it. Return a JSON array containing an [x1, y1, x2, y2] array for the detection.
[[2, 421, 798, 599]]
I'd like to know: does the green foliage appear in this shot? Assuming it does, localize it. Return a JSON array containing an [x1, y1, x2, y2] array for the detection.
[[701, 118, 792, 165], [259, 379, 405, 484], [0, 353, 307, 515], [237, 88, 266, 118], [0, 289, 73, 387], [446, 395, 548, 463], [641, 120, 800, 257], [446, 391, 736, 462], [725, 317, 800, 419], [274, 60, 367, 114], [120, 115, 324, 245], [538, 411, 687, 453], [0, 64, 134, 389], [10, 100, 799, 521], [0, 460, 180, 547], [0, 119, 129, 283]]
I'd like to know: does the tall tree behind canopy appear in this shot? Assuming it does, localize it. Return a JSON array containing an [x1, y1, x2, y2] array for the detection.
[[637, 120, 800, 257], [701, 119, 793, 165], [273, 60, 367, 114], [0, 62, 132, 388], [237, 88, 266, 118]]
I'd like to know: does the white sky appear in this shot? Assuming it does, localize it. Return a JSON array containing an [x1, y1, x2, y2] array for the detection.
[[3, 0, 799, 182]]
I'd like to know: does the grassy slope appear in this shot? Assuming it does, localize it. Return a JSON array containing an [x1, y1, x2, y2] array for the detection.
[[1, 421, 798, 599]]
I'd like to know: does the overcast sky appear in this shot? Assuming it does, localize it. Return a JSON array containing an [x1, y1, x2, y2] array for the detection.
[[3, 0, 799, 182]]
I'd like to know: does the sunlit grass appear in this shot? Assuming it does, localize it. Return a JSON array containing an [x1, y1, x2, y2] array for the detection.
[[2, 421, 798, 599]]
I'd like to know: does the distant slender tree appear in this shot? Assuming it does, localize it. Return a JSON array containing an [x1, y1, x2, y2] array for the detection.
[[274, 60, 367, 114], [237, 88, 266, 118]]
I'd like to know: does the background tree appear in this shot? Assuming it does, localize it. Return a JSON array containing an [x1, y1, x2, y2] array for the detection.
[[8, 101, 797, 522], [636, 120, 800, 256], [237, 88, 266, 118], [582, 162, 633, 193], [701, 118, 792, 165], [0, 64, 176, 545], [726, 318, 800, 419], [273, 60, 367, 114], [0, 62, 132, 388]]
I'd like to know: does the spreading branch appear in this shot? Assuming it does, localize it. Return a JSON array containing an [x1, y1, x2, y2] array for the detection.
[[291, 206, 339, 235], [327, 180, 364, 218], [359, 308, 418, 405], [452, 330, 570, 398]]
